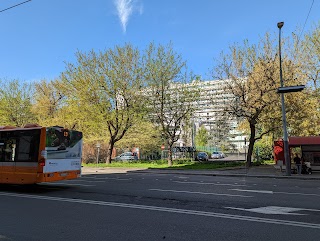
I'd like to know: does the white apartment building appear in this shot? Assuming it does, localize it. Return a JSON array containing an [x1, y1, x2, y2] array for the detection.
[[177, 79, 245, 151]]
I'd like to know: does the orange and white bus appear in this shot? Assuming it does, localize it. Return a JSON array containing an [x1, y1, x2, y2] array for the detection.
[[0, 124, 82, 184]]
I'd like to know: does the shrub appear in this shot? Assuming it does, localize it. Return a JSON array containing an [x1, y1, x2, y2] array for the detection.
[[253, 142, 273, 161]]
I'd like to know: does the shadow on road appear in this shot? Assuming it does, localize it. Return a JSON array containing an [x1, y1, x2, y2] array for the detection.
[[0, 183, 74, 194]]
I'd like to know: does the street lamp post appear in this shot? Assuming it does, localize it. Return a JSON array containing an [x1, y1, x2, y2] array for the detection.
[[96, 143, 101, 168], [277, 22, 291, 176]]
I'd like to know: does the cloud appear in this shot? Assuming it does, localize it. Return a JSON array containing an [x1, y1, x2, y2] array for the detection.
[[114, 0, 143, 33]]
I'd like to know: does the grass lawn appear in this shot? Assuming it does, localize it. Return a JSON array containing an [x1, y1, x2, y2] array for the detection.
[[83, 159, 245, 170]]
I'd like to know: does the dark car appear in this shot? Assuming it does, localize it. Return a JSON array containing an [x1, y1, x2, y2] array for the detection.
[[195, 152, 209, 162]]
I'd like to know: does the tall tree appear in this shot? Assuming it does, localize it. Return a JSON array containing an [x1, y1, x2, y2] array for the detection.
[[59, 44, 145, 164], [116, 120, 162, 156], [0, 79, 36, 127], [195, 126, 209, 147], [143, 43, 199, 166], [212, 34, 306, 166], [32, 79, 66, 127], [300, 22, 320, 92]]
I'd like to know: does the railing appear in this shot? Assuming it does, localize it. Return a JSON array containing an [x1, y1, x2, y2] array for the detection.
[[196, 146, 220, 153]]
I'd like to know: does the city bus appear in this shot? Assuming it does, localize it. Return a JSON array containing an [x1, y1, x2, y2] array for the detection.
[[0, 124, 83, 184]]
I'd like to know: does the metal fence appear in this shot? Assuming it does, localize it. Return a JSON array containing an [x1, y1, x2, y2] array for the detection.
[[196, 146, 220, 153]]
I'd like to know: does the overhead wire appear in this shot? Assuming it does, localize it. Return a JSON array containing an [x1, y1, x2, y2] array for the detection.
[[0, 0, 32, 13], [297, 0, 315, 43]]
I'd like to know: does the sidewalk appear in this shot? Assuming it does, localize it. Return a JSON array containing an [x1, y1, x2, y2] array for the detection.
[[82, 165, 320, 180]]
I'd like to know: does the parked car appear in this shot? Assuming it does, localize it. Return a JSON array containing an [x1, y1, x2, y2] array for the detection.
[[195, 152, 209, 162], [211, 151, 226, 159], [114, 152, 137, 161]]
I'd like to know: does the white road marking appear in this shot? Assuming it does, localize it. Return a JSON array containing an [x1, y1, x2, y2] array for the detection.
[[149, 188, 253, 198], [174, 181, 246, 187], [69, 180, 105, 183], [276, 191, 320, 197], [226, 206, 305, 215], [231, 189, 273, 194], [231, 189, 320, 197], [81, 177, 132, 181], [176, 176, 189, 179], [1, 192, 320, 229], [43, 183, 95, 187], [226, 206, 320, 215]]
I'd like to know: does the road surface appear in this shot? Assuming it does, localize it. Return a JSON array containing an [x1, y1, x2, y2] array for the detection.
[[0, 170, 319, 240]]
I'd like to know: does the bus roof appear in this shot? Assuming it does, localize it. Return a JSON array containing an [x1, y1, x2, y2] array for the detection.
[[0, 126, 43, 132]]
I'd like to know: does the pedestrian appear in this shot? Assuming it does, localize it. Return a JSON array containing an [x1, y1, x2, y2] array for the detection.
[[293, 153, 302, 174]]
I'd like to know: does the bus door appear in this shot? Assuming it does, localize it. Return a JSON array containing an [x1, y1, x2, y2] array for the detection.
[[14, 129, 40, 184]]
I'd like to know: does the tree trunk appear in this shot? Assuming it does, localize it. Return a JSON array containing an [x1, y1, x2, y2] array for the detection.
[[106, 139, 115, 164], [246, 122, 256, 167], [168, 143, 173, 166]]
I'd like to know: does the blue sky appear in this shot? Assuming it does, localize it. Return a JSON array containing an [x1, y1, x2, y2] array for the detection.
[[0, 0, 319, 82]]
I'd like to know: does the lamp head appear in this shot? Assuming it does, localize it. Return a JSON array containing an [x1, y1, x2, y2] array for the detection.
[[277, 22, 284, 29]]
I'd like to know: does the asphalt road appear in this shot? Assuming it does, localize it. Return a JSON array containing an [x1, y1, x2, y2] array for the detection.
[[1, 171, 320, 241]]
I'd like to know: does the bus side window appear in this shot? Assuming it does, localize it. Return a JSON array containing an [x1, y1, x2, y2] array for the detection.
[[0, 142, 4, 162], [16, 136, 32, 162], [4, 140, 16, 162]]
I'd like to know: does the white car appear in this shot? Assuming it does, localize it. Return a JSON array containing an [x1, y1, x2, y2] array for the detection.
[[114, 152, 136, 161], [211, 151, 225, 159]]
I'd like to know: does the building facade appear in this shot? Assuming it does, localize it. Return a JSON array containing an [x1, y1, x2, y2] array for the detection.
[[177, 79, 245, 151]]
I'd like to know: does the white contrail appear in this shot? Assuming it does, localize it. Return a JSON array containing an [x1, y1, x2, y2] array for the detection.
[[114, 0, 143, 33]]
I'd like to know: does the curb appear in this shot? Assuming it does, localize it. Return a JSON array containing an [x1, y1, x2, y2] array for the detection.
[[131, 169, 320, 180], [81, 167, 320, 180]]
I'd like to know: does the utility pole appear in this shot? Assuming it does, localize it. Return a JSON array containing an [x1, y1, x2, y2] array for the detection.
[[277, 22, 291, 176]]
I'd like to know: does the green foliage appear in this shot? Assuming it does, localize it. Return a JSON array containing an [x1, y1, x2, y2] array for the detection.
[[195, 126, 209, 146], [116, 120, 162, 154], [143, 42, 199, 165], [253, 141, 273, 161], [300, 21, 320, 92], [213, 33, 281, 165], [83, 159, 244, 169], [0, 79, 36, 127], [213, 29, 320, 166], [1, 31, 320, 168], [59, 44, 146, 163], [32, 79, 69, 127], [251, 159, 275, 166]]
